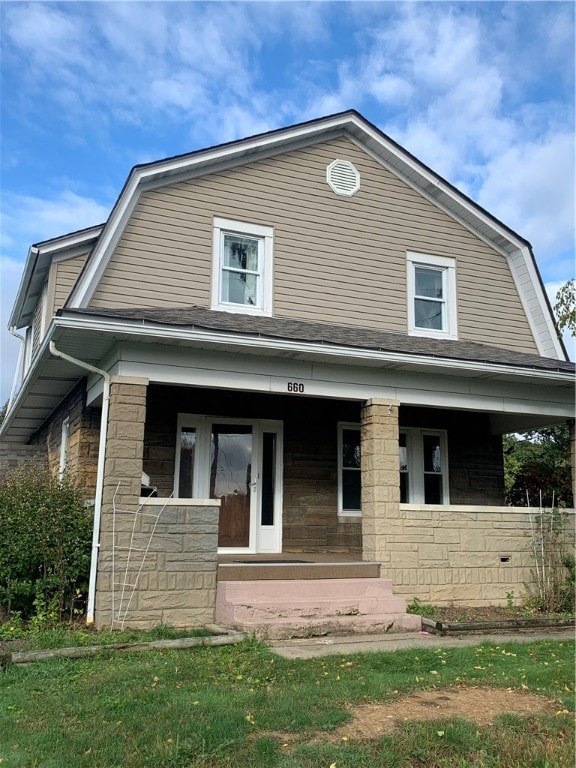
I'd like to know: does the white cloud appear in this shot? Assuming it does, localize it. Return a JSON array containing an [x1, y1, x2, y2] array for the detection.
[[1, 191, 110, 251], [477, 131, 575, 272]]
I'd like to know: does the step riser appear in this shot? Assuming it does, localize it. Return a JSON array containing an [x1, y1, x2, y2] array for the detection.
[[236, 614, 422, 640], [219, 598, 408, 621], [218, 563, 381, 581], [217, 578, 395, 600]]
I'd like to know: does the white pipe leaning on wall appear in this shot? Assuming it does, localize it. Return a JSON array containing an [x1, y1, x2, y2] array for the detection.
[[49, 341, 110, 625], [7, 327, 26, 411]]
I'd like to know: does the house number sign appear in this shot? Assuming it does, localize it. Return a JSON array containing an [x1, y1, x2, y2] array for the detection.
[[287, 381, 305, 393]]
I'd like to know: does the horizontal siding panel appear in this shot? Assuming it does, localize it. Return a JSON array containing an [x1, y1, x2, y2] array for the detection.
[[90, 136, 538, 354]]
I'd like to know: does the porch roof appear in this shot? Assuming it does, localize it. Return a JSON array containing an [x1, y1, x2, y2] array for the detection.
[[60, 306, 573, 375]]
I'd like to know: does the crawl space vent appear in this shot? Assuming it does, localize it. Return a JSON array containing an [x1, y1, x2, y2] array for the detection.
[[326, 159, 360, 196]]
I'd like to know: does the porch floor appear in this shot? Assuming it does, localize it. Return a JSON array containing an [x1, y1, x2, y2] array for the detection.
[[217, 552, 380, 581]]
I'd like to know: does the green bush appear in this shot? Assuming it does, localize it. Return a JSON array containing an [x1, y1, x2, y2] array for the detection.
[[0, 464, 92, 622]]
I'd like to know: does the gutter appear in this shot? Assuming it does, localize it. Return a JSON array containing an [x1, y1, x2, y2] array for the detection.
[[7, 327, 25, 411], [49, 341, 110, 625], [53, 315, 574, 383]]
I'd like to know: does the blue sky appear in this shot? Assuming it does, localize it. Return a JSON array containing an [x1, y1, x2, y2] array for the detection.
[[1, 0, 574, 401]]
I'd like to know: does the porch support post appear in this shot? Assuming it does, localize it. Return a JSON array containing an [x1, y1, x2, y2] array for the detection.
[[360, 398, 400, 564], [94, 376, 149, 626], [569, 419, 576, 507]]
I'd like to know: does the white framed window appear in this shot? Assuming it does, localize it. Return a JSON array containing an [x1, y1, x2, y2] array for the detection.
[[338, 424, 449, 515], [211, 217, 273, 315], [338, 423, 362, 516], [407, 252, 457, 339], [400, 428, 449, 504], [58, 417, 70, 480]]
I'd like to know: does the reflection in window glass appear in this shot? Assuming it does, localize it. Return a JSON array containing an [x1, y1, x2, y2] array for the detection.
[[341, 428, 361, 511], [414, 266, 444, 330], [221, 234, 260, 306], [423, 434, 443, 503], [179, 427, 196, 497], [399, 432, 409, 503]]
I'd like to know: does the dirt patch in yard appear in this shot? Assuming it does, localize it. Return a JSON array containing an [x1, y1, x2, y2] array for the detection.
[[265, 687, 564, 745]]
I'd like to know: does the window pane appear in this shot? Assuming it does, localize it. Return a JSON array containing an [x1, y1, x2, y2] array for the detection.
[[221, 270, 258, 306], [223, 234, 259, 271], [415, 267, 443, 299], [343, 469, 361, 510], [399, 432, 408, 472], [424, 473, 442, 504], [342, 429, 361, 468], [415, 298, 443, 330], [209, 425, 253, 499], [423, 435, 442, 473], [400, 472, 409, 503], [178, 427, 196, 497], [261, 432, 276, 526]]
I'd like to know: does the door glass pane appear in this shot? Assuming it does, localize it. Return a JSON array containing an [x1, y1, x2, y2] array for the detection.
[[261, 432, 276, 526], [210, 425, 252, 548], [415, 267, 443, 298], [221, 270, 258, 306], [178, 427, 196, 497], [223, 234, 259, 271]]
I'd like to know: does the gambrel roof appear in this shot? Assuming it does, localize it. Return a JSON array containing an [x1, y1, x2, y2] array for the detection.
[[55, 109, 565, 360]]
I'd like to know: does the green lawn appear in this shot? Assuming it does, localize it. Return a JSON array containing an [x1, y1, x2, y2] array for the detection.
[[1, 637, 574, 767]]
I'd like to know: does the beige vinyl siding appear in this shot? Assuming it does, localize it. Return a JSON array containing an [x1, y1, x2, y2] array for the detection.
[[49, 253, 89, 315], [90, 137, 538, 354]]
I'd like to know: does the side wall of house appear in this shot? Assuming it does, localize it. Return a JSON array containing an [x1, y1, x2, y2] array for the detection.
[[142, 385, 504, 554], [30, 379, 101, 500], [89, 136, 538, 354]]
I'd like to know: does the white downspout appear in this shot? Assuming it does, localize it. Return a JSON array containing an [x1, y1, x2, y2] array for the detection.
[[7, 327, 26, 410], [49, 341, 110, 624]]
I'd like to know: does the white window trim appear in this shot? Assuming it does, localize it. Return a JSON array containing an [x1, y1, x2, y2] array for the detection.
[[401, 427, 449, 505], [211, 217, 273, 316], [407, 252, 457, 340], [338, 422, 362, 517], [58, 416, 70, 480]]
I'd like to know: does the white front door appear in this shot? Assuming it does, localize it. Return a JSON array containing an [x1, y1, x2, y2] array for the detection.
[[174, 415, 283, 553]]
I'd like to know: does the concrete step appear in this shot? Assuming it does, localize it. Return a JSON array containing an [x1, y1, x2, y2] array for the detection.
[[218, 561, 381, 581], [215, 577, 420, 639]]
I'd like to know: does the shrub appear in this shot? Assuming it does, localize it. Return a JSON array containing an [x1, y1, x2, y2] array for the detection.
[[525, 506, 575, 614], [0, 464, 92, 622]]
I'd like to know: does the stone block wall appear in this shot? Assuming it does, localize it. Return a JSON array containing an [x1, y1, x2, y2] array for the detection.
[[382, 505, 576, 606], [30, 379, 101, 500], [0, 444, 46, 476], [95, 500, 220, 629]]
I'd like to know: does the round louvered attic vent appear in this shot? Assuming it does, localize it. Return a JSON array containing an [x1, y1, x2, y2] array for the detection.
[[326, 159, 360, 196]]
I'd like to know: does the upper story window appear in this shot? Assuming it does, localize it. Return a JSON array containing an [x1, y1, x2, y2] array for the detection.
[[407, 252, 457, 340], [211, 218, 273, 315]]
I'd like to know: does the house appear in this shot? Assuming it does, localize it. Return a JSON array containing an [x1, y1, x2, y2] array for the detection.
[[1, 110, 574, 636]]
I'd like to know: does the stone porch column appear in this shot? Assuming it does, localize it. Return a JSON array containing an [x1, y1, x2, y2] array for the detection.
[[360, 398, 401, 564], [94, 376, 149, 626]]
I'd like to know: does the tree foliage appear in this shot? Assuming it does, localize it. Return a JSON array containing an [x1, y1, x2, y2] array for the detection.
[[0, 464, 92, 621], [554, 279, 576, 337], [504, 425, 573, 508]]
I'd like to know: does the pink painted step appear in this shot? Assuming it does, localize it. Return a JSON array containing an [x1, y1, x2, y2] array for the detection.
[[215, 578, 421, 639]]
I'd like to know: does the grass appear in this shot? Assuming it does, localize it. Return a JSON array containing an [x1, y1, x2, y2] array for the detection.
[[0, 622, 210, 651], [0, 636, 574, 767]]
